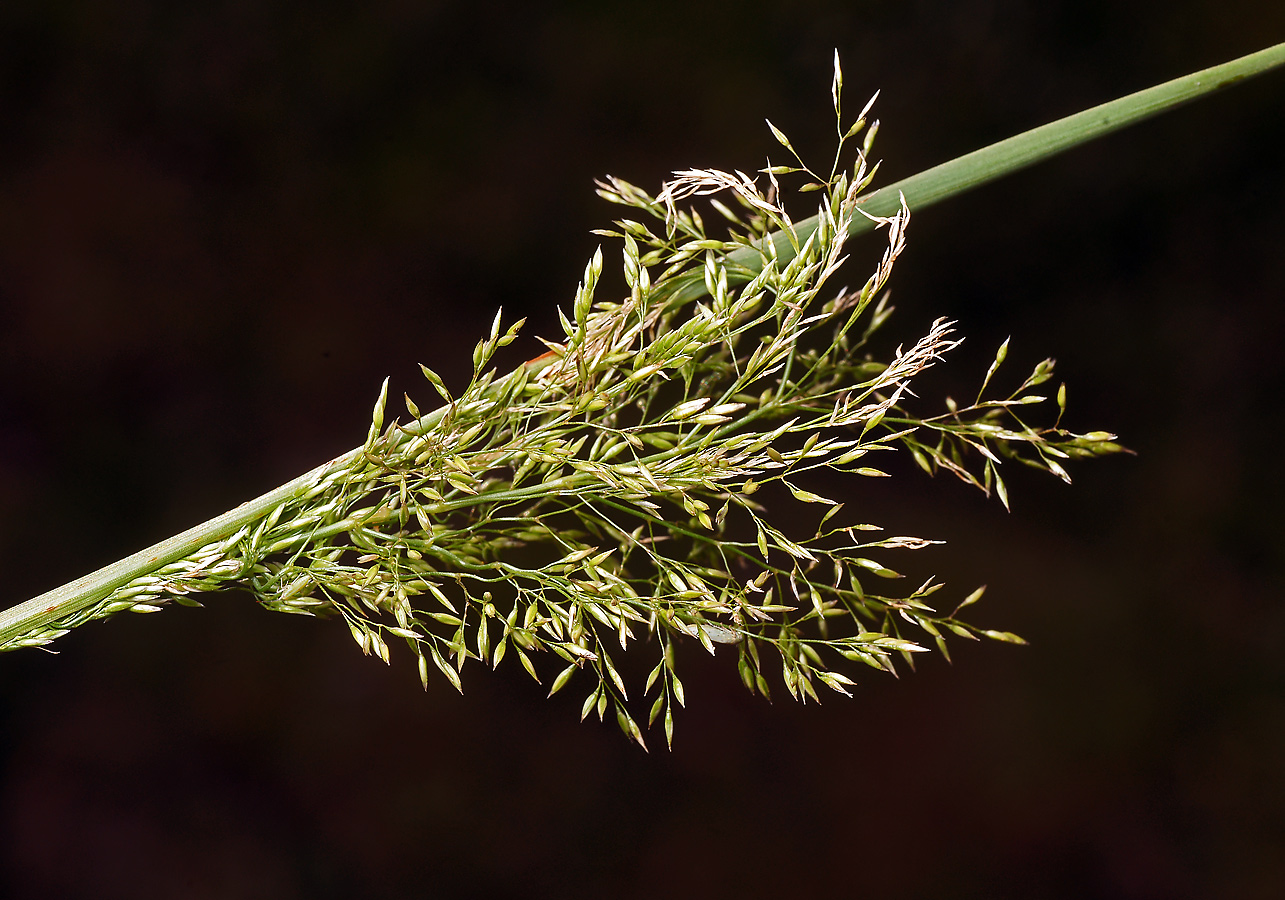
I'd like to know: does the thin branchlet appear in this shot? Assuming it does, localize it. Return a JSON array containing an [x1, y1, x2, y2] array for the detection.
[[3, 62, 1125, 749]]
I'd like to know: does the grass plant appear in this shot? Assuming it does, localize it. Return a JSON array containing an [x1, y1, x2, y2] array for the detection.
[[2, 44, 1282, 748]]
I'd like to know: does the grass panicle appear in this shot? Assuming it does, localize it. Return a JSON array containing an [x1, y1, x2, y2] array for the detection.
[[0, 62, 1128, 748]]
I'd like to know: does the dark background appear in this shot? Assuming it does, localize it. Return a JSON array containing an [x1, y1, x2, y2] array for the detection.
[[1, 2, 1283, 898]]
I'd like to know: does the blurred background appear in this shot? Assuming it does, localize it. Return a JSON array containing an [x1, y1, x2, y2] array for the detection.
[[1, 1, 1282, 897]]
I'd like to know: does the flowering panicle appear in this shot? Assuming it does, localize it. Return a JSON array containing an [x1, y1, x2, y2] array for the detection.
[[2, 59, 1124, 748]]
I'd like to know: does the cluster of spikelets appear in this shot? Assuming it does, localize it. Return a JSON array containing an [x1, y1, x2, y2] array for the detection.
[[7, 66, 1124, 748]]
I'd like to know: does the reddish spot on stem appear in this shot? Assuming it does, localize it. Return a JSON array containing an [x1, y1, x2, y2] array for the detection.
[[526, 349, 559, 366]]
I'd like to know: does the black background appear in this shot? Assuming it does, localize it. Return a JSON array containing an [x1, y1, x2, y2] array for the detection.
[[1, 2, 1283, 898]]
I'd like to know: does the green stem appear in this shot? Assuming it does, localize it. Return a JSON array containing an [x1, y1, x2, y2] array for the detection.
[[2, 42, 1282, 651], [0, 403, 442, 648], [0, 456, 344, 647], [683, 41, 1285, 296]]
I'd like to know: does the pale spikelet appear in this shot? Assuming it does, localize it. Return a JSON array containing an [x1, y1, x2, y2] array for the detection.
[[658, 167, 787, 225]]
